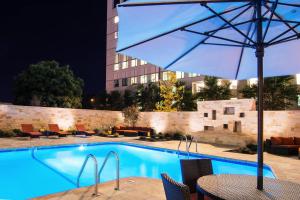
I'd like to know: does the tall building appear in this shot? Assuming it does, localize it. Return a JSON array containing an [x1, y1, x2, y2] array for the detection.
[[106, 0, 300, 104]]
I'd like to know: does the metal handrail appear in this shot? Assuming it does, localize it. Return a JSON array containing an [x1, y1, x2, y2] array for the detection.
[[31, 146, 37, 159], [188, 136, 198, 153], [98, 151, 120, 190], [177, 135, 189, 157], [77, 154, 99, 196]]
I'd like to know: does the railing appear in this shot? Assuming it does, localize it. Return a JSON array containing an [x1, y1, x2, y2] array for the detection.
[[77, 154, 99, 196], [98, 151, 120, 190], [177, 135, 198, 158]]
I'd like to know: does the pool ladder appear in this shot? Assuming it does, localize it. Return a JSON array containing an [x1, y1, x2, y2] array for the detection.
[[177, 135, 198, 158], [77, 151, 120, 196]]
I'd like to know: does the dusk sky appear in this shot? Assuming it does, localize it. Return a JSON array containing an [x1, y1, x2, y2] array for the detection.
[[0, 0, 107, 102]]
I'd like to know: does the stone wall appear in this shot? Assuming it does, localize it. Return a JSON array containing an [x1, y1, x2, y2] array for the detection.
[[0, 101, 300, 142]]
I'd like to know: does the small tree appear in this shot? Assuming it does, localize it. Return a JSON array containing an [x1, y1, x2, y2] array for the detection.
[[196, 76, 231, 101], [136, 83, 160, 111], [176, 85, 197, 111], [156, 72, 184, 112], [123, 89, 135, 108], [239, 76, 299, 110], [13, 60, 84, 108], [122, 105, 140, 127], [107, 90, 123, 110]]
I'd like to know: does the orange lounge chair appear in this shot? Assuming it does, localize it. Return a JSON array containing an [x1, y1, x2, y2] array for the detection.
[[21, 124, 43, 138], [75, 124, 96, 136], [48, 124, 70, 137]]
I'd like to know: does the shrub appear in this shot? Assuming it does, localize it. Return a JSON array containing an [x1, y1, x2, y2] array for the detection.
[[122, 105, 140, 127], [0, 130, 16, 138]]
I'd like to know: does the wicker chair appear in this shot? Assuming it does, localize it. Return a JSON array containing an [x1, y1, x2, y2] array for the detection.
[[180, 159, 213, 193], [161, 173, 193, 200]]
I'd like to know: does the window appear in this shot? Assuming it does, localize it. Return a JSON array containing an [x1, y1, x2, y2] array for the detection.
[[151, 73, 159, 82], [114, 16, 119, 24], [217, 79, 222, 86], [122, 78, 128, 86], [248, 78, 258, 85], [140, 60, 147, 65], [176, 71, 184, 79], [188, 73, 197, 78], [113, 64, 119, 71], [114, 32, 118, 39], [162, 72, 169, 81], [193, 81, 205, 93], [224, 107, 235, 115], [114, 79, 119, 88], [140, 75, 148, 84], [122, 56, 128, 69], [131, 77, 138, 85], [230, 80, 238, 90], [114, 54, 119, 63], [298, 95, 300, 107], [296, 74, 300, 85], [131, 59, 138, 67]]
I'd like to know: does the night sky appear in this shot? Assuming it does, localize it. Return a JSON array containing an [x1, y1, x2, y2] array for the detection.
[[0, 0, 107, 102]]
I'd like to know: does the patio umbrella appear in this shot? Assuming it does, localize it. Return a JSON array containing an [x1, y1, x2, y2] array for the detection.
[[116, 0, 300, 190]]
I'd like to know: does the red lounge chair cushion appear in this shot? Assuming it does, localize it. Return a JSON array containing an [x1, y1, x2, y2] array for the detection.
[[76, 124, 87, 132], [21, 124, 34, 132], [271, 137, 282, 145], [48, 124, 60, 132], [281, 137, 294, 145]]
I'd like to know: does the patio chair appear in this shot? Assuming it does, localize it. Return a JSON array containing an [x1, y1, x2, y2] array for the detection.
[[180, 159, 213, 200], [161, 173, 196, 200], [21, 124, 43, 138], [48, 124, 70, 137], [75, 124, 96, 136]]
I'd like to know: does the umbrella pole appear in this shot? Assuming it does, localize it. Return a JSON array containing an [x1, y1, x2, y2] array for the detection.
[[256, 0, 264, 191]]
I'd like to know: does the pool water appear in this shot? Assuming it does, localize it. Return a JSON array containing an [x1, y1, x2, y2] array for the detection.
[[0, 142, 275, 200]]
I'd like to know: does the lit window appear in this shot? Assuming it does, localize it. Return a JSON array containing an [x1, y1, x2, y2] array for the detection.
[[248, 78, 258, 85], [131, 59, 138, 67], [188, 73, 197, 78], [114, 16, 119, 24], [140, 75, 148, 84], [114, 32, 118, 39], [162, 72, 169, 81], [176, 71, 184, 79], [114, 54, 119, 63], [298, 95, 300, 107], [122, 56, 128, 69], [113, 64, 119, 71], [140, 60, 147, 65], [296, 74, 300, 85], [193, 81, 205, 93], [131, 77, 138, 85], [151, 73, 159, 82], [230, 80, 238, 90]]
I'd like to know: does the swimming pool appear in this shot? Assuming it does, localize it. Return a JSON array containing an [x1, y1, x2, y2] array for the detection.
[[0, 142, 275, 199]]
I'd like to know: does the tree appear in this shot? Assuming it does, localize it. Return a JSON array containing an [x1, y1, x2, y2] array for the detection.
[[136, 83, 160, 111], [196, 77, 231, 101], [123, 89, 135, 108], [107, 90, 123, 110], [176, 85, 198, 111], [13, 60, 84, 108], [122, 105, 140, 127], [156, 72, 184, 112], [239, 76, 299, 110]]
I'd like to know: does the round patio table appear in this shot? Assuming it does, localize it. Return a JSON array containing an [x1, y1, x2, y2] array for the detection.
[[197, 174, 300, 200]]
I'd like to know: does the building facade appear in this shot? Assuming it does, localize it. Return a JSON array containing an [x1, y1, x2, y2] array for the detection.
[[106, 0, 300, 104]]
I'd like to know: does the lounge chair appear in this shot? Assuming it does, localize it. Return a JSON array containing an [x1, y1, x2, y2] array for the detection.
[[75, 124, 96, 136], [48, 124, 70, 137], [161, 173, 196, 200], [21, 124, 43, 138], [180, 159, 213, 200]]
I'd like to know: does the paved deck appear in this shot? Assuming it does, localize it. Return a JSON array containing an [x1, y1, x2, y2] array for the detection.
[[0, 136, 299, 199]]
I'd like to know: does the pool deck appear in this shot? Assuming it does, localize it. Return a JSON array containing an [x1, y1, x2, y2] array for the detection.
[[0, 136, 299, 199]]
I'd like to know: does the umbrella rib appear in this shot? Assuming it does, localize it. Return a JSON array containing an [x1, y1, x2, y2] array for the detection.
[[268, 33, 300, 46], [267, 23, 300, 44], [117, 2, 251, 52], [247, 9, 270, 45], [263, 0, 278, 41], [205, 18, 256, 34], [203, 3, 256, 44], [202, 42, 249, 47], [235, 7, 255, 79], [264, 4, 299, 35], [265, 1, 300, 8], [164, 4, 253, 70]]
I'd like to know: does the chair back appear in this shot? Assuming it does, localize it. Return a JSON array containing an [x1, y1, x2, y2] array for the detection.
[[48, 124, 60, 132], [21, 124, 34, 132], [180, 159, 213, 193], [76, 124, 86, 132], [161, 173, 191, 200]]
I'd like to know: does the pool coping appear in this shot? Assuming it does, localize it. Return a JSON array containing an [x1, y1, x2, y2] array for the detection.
[[0, 141, 277, 178]]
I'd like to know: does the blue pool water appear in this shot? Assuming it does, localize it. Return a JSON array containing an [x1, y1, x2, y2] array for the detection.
[[0, 142, 275, 199]]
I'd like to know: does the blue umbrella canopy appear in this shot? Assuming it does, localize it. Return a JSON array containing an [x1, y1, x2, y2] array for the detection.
[[116, 0, 300, 191], [117, 0, 300, 80]]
